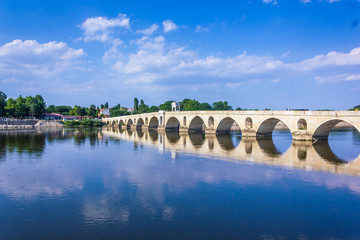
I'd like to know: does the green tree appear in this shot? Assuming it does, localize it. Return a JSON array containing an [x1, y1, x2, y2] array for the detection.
[[100, 104, 105, 109], [181, 99, 201, 111], [104, 102, 109, 109], [5, 98, 16, 117], [159, 100, 173, 111], [87, 104, 97, 117], [0, 91, 7, 117], [134, 98, 139, 112], [148, 105, 159, 112], [197, 102, 212, 110], [15, 95, 28, 118], [138, 99, 149, 113], [55, 105, 72, 115], [47, 105, 56, 113], [33, 95, 46, 118], [212, 101, 232, 110]]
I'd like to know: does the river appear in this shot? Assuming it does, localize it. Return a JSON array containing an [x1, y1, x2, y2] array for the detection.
[[0, 127, 360, 239]]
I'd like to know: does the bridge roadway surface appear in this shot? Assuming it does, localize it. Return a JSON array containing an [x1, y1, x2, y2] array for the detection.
[[103, 128, 360, 177], [102, 110, 360, 141]]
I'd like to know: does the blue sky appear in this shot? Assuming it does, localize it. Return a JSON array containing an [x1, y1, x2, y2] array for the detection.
[[0, 0, 359, 110]]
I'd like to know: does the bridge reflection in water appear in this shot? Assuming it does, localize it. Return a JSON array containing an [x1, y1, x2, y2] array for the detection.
[[103, 128, 360, 177]]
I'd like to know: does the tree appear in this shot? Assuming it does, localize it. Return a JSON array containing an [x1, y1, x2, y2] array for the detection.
[[197, 102, 212, 110], [181, 99, 201, 111], [55, 105, 72, 115], [5, 98, 16, 117], [134, 98, 139, 112], [138, 99, 149, 113], [148, 105, 159, 112], [25, 95, 46, 118], [87, 104, 97, 118], [104, 102, 109, 109], [212, 101, 232, 110], [0, 91, 7, 117], [100, 104, 105, 109], [159, 101, 173, 111], [47, 105, 56, 113], [33, 95, 46, 118], [15, 95, 28, 118]]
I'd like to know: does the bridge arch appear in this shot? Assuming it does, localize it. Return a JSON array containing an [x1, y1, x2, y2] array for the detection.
[[216, 117, 241, 134], [312, 119, 360, 141], [127, 119, 133, 127], [245, 117, 253, 129], [189, 116, 206, 132], [119, 120, 125, 126], [208, 116, 214, 127], [256, 118, 292, 137], [297, 118, 307, 130], [137, 118, 145, 129], [166, 117, 180, 131], [149, 116, 159, 129]]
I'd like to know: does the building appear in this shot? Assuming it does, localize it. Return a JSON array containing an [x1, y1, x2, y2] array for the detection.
[[42, 113, 91, 121], [171, 102, 180, 111], [99, 108, 110, 118]]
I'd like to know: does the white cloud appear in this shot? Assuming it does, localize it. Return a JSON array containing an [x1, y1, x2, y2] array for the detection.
[[162, 20, 178, 32], [315, 74, 360, 83], [0, 39, 84, 78], [80, 13, 130, 42], [1, 77, 18, 84], [195, 25, 209, 33], [136, 24, 159, 35], [297, 47, 360, 70], [109, 35, 360, 86], [263, 0, 278, 4]]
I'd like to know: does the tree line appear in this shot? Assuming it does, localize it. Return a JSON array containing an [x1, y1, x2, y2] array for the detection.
[[2, 90, 358, 119], [0, 91, 46, 118]]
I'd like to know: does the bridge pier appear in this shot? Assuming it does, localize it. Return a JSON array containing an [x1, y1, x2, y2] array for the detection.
[[130, 124, 137, 130], [142, 125, 149, 131], [205, 128, 216, 135], [242, 129, 256, 138], [179, 127, 189, 133], [292, 131, 313, 141], [157, 126, 166, 132]]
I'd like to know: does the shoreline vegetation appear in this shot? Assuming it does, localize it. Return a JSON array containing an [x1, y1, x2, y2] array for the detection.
[[62, 119, 104, 127]]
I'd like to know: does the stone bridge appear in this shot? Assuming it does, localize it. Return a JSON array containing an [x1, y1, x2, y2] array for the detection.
[[102, 110, 360, 141]]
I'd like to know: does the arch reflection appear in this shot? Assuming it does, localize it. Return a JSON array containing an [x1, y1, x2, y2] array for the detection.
[[103, 128, 360, 177]]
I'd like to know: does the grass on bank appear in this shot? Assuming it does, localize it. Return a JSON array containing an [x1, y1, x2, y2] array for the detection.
[[62, 119, 105, 127]]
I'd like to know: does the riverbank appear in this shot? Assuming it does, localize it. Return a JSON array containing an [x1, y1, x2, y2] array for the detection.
[[0, 119, 64, 129]]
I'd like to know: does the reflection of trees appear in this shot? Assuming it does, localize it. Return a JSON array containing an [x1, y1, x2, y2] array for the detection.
[[0, 131, 46, 159], [0, 128, 105, 161]]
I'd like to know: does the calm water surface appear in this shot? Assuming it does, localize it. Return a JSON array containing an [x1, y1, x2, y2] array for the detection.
[[0, 127, 360, 240]]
